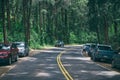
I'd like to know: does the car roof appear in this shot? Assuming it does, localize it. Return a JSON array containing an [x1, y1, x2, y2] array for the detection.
[[85, 43, 96, 45], [96, 44, 111, 47]]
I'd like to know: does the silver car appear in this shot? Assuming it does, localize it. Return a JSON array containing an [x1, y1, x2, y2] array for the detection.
[[13, 42, 29, 57]]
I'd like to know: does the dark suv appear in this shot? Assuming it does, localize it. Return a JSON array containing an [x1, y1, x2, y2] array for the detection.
[[0, 43, 19, 65], [91, 44, 117, 62], [82, 43, 96, 57], [55, 40, 64, 47]]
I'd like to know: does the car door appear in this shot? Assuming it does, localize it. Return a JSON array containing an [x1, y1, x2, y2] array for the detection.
[[10, 44, 18, 61]]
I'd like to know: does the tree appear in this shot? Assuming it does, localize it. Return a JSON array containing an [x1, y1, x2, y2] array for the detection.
[[1, 0, 7, 44], [23, 0, 32, 47]]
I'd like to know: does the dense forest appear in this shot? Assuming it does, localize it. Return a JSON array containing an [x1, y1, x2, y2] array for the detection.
[[0, 0, 120, 49]]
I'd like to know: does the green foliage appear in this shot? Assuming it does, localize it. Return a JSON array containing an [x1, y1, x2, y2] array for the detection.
[[1, 0, 120, 49], [0, 32, 3, 42], [69, 32, 77, 43], [69, 31, 97, 44]]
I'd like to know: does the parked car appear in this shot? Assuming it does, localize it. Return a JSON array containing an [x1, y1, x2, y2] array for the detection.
[[55, 40, 64, 47], [82, 43, 91, 53], [82, 43, 96, 57], [112, 53, 120, 68], [0, 43, 19, 65], [91, 44, 117, 62], [112, 47, 120, 68], [12, 42, 29, 57]]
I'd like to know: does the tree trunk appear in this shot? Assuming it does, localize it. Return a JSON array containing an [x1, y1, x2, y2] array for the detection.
[[114, 21, 117, 35], [6, 0, 10, 30], [104, 14, 109, 44], [2, 0, 7, 44], [27, 0, 32, 46], [39, 1, 43, 45], [96, 25, 100, 43], [64, 9, 69, 43]]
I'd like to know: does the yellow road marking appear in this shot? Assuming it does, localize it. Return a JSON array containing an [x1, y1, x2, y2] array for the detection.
[[57, 51, 73, 80]]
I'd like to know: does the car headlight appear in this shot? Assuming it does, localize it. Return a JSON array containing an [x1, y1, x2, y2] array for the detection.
[[19, 49, 25, 51], [1, 53, 8, 57]]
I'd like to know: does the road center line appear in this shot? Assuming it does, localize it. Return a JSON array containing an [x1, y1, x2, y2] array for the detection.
[[57, 50, 73, 80]]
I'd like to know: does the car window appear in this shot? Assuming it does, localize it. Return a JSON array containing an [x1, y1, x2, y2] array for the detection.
[[85, 45, 90, 48], [91, 44, 96, 48], [86, 45, 90, 47], [17, 44, 25, 47], [17, 45, 24, 48], [11, 44, 17, 48], [98, 46, 112, 51], [0, 45, 10, 50]]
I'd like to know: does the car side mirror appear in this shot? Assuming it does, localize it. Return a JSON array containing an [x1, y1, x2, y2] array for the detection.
[[114, 50, 119, 54]]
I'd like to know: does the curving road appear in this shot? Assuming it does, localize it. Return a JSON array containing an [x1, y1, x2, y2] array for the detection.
[[0, 45, 120, 80]]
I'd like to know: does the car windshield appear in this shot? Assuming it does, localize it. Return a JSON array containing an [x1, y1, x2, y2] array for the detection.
[[86, 45, 90, 47], [56, 40, 63, 43], [0, 45, 10, 50], [85, 45, 90, 48], [98, 46, 112, 51], [17, 44, 24, 48]]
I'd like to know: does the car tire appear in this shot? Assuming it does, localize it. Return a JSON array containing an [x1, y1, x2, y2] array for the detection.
[[91, 56, 93, 60], [111, 60, 116, 68], [26, 52, 29, 56], [7, 57, 12, 65], [15, 54, 19, 61], [93, 56, 97, 62]]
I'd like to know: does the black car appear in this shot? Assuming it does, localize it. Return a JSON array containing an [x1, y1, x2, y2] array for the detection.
[[82, 43, 96, 57], [82, 43, 91, 53], [55, 40, 64, 47], [112, 53, 120, 68], [112, 48, 120, 68]]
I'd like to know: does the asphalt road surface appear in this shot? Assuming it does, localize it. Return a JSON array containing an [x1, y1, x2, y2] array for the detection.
[[0, 45, 120, 80]]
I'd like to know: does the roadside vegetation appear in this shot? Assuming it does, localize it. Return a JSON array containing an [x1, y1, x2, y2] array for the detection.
[[0, 0, 120, 49]]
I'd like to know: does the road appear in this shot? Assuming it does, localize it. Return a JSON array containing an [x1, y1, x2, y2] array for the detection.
[[0, 45, 120, 80]]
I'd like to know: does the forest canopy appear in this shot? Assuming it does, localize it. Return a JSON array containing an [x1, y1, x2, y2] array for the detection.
[[0, 0, 120, 48]]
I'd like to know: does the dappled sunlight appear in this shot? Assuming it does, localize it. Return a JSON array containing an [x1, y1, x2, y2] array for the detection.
[[30, 48, 65, 56], [35, 72, 51, 77], [7, 72, 28, 76], [46, 59, 53, 61], [45, 66, 55, 69], [64, 56, 90, 61], [63, 64, 71, 67], [78, 70, 120, 76], [73, 70, 120, 79], [20, 57, 38, 62], [40, 50, 62, 53], [1, 46, 120, 80], [97, 71, 120, 77], [52, 71, 61, 74], [54, 47, 66, 50]]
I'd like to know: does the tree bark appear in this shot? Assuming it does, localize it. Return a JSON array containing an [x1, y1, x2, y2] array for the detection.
[[104, 14, 109, 44], [6, 0, 10, 30], [2, 0, 7, 44]]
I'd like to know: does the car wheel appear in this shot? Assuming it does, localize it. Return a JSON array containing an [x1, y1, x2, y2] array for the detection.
[[91, 56, 93, 60], [26, 52, 29, 56], [7, 57, 12, 65], [111, 60, 116, 68], [61, 45, 64, 47], [93, 56, 97, 62], [15, 54, 19, 61]]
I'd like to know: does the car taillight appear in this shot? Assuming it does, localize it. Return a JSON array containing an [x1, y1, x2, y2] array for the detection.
[[96, 51, 99, 54]]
